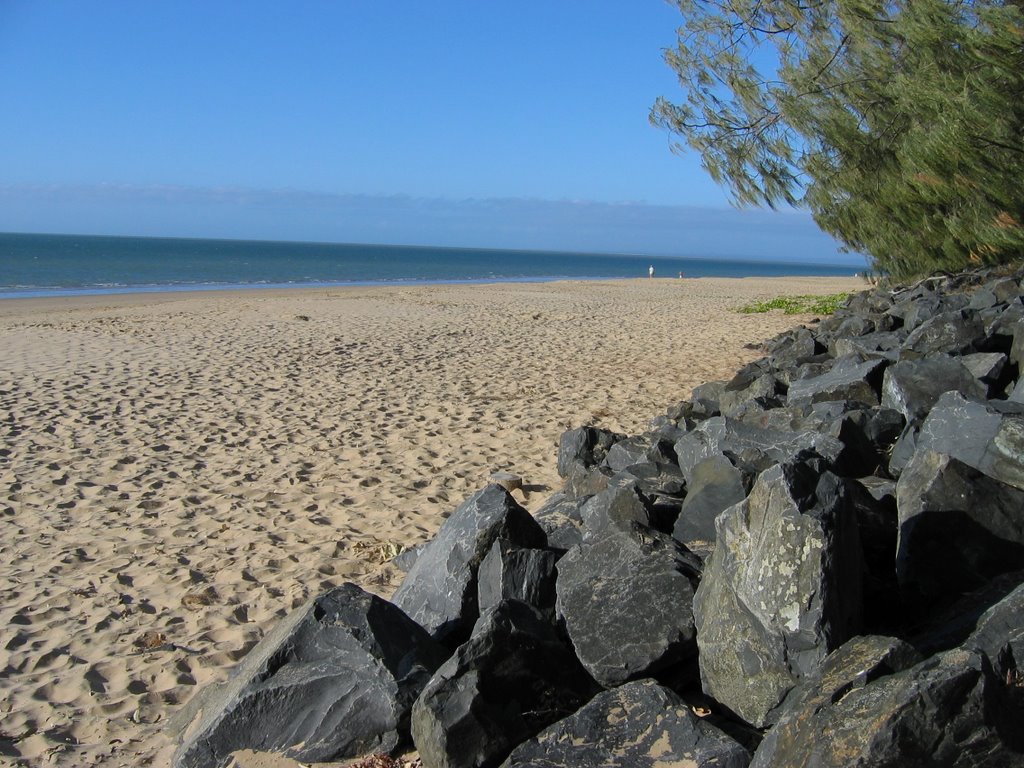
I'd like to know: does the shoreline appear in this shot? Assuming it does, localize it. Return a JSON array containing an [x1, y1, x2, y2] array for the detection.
[[0, 275, 862, 766]]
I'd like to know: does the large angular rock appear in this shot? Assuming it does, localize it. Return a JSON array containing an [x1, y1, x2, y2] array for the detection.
[[693, 461, 863, 727], [557, 426, 621, 478], [530, 492, 584, 552], [579, 481, 651, 538], [411, 600, 599, 768], [556, 523, 702, 687], [750, 645, 1023, 766], [750, 635, 922, 768], [902, 308, 986, 357], [915, 392, 1024, 491], [674, 417, 846, 482], [172, 583, 446, 768], [786, 354, 887, 407], [393, 485, 547, 644], [880, 355, 986, 423], [672, 454, 747, 560], [500, 679, 750, 768], [719, 373, 783, 418], [477, 539, 558, 619], [895, 450, 1024, 611], [964, 580, 1024, 681]]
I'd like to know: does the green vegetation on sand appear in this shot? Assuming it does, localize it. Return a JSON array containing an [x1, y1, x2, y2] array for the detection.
[[738, 293, 850, 315]]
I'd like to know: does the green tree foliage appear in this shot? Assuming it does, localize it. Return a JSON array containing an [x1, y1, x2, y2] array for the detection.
[[651, 0, 1024, 279]]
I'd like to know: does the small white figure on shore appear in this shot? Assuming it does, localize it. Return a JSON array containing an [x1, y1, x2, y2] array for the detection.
[[648, 265, 654, 278]]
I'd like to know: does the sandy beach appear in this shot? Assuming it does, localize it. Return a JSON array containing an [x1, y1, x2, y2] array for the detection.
[[0, 276, 863, 767]]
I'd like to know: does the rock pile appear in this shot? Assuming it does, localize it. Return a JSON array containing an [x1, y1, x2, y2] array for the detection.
[[173, 268, 1024, 768]]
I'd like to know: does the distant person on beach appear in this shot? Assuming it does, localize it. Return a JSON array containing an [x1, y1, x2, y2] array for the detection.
[[649, 265, 654, 278]]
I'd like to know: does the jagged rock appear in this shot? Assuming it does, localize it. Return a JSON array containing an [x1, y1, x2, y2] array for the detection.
[[674, 417, 846, 482], [764, 326, 820, 368], [393, 485, 547, 644], [500, 679, 750, 768], [961, 351, 1009, 389], [557, 426, 621, 478], [832, 330, 905, 359], [672, 455, 747, 560], [902, 309, 986, 357], [719, 373, 783, 418], [786, 354, 887, 408], [392, 543, 424, 573], [963, 580, 1024, 681], [895, 450, 1024, 612], [411, 600, 599, 768], [578, 481, 651, 538], [477, 539, 558, 619], [915, 392, 1024, 491], [880, 355, 986, 423], [691, 380, 725, 418], [609, 460, 686, 507], [531, 492, 585, 552], [750, 645, 1023, 766], [693, 461, 863, 728], [751, 635, 922, 768], [603, 435, 675, 472], [556, 523, 702, 688], [172, 583, 446, 768], [564, 461, 612, 498]]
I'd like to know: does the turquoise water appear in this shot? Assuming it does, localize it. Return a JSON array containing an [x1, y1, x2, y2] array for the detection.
[[0, 232, 862, 298]]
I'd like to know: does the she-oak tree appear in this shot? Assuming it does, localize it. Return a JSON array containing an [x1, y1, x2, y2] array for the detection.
[[651, 0, 1024, 279]]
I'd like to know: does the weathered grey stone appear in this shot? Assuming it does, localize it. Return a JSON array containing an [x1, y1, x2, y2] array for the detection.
[[895, 450, 1024, 612], [750, 646, 1022, 767], [880, 355, 986, 423], [579, 481, 651, 538], [902, 309, 986, 357], [531, 492, 585, 552], [477, 539, 558, 619], [501, 679, 750, 768], [751, 635, 922, 768], [719, 373, 783, 418], [557, 426, 622, 478], [693, 461, 863, 727], [765, 326, 820, 368], [411, 600, 598, 768], [603, 436, 652, 472], [690, 380, 725, 418], [675, 416, 847, 482], [556, 523, 702, 688], [961, 352, 1008, 388], [672, 455, 747, 560], [172, 583, 446, 768], [786, 354, 887, 407], [393, 485, 547, 644], [964, 580, 1024, 681], [916, 392, 1024, 491], [564, 461, 613, 498], [392, 543, 424, 573], [610, 460, 686, 500], [832, 330, 906, 359]]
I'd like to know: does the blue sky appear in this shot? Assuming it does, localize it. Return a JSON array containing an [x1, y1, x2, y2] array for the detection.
[[0, 1, 863, 265]]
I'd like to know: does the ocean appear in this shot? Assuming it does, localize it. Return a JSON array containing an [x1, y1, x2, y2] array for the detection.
[[0, 232, 862, 298]]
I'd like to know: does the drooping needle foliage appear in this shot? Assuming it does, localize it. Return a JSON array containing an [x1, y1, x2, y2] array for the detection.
[[651, 0, 1024, 280]]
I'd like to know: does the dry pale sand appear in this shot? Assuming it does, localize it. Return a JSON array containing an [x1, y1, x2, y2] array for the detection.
[[0, 276, 864, 767]]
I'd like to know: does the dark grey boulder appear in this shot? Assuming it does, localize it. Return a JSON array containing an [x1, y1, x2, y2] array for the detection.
[[672, 454, 747, 560], [880, 355, 986, 423], [477, 539, 558, 619], [556, 523, 702, 688], [832, 330, 905, 359], [895, 449, 1024, 612], [751, 635, 922, 768], [500, 679, 750, 768], [172, 583, 446, 768], [849, 478, 901, 633], [603, 435, 676, 473], [964, 580, 1024, 682], [693, 461, 863, 727], [564, 461, 613, 498], [531, 492, 585, 552], [691, 380, 725, 418], [719, 373, 783, 418], [393, 485, 547, 644], [578, 481, 651, 538], [674, 417, 846, 482], [765, 325, 821, 368], [610, 459, 686, 499], [915, 392, 1024, 491], [392, 543, 424, 573], [961, 351, 1009, 389], [750, 645, 1022, 766], [786, 354, 887, 408], [902, 308, 986, 357], [411, 600, 599, 768], [557, 426, 622, 478]]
